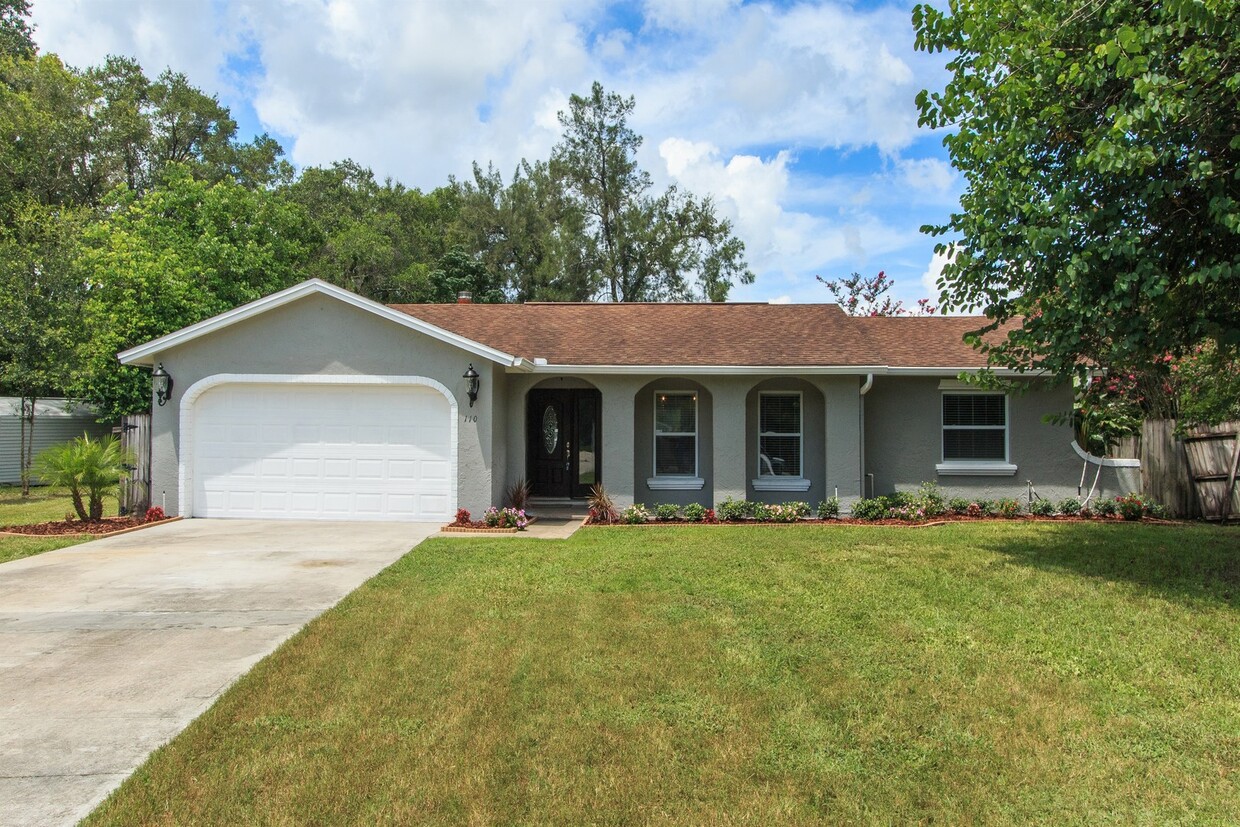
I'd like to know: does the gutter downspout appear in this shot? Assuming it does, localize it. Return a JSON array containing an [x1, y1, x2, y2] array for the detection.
[[859, 374, 874, 498]]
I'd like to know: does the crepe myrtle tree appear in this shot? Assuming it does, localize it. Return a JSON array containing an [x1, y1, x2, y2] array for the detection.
[[913, 0, 1240, 380], [818, 270, 936, 316]]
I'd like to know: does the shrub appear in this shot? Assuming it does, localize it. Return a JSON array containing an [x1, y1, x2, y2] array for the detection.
[[888, 503, 928, 522], [622, 503, 652, 524], [917, 481, 948, 516], [947, 497, 972, 515], [817, 497, 840, 519], [766, 502, 809, 522], [1029, 499, 1056, 517], [964, 502, 984, 518], [887, 490, 917, 508], [717, 497, 752, 522], [144, 505, 167, 522], [975, 499, 998, 517], [1056, 497, 1083, 516], [587, 483, 620, 524], [1078, 506, 1094, 519], [505, 478, 531, 511], [996, 498, 1022, 518], [483, 506, 529, 529], [704, 508, 718, 523], [35, 435, 134, 521], [1115, 493, 1151, 521], [851, 497, 888, 521], [1094, 498, 1118, 517], [452, 508, 472, 526], [682, 503, 708, 522], [655, 503, 681, 521]]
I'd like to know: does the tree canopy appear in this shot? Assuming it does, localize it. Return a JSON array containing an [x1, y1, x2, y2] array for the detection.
[[914, 0, 1240, 378], [553, 82, 753, 302]]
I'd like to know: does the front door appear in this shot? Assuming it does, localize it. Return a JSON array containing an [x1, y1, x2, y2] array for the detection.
[[528, 389, 601, 498]]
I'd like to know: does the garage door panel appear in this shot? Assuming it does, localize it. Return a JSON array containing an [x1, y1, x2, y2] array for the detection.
[[191, 383, 453, 521]]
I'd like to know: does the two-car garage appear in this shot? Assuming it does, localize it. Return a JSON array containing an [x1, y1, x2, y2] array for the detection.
[[188, 381, 455, 522]]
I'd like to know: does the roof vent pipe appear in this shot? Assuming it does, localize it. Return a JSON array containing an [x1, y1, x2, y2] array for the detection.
[[457, 291, 472, 304]]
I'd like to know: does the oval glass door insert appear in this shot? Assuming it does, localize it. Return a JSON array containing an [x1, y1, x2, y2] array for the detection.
[[542, 405, 559, 454]]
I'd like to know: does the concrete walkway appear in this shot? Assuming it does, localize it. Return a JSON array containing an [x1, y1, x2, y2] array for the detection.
[[0, 518, 436, 827]]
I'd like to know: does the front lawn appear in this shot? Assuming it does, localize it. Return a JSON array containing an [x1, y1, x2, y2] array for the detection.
[[0, 484, 119, 564], [87, 523, 1239, 825]]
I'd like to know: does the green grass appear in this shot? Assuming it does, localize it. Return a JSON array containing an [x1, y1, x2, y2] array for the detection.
[[86, 523, 1239, 826], [0, 484, 118, 564]]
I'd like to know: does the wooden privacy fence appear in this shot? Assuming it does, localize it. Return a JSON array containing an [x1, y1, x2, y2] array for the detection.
[[1139, 419, 1240, 519], [116, 413, 151, 516]]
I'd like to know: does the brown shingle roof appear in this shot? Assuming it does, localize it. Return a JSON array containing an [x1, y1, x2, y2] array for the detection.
[[389, 301, 995, 369], [853, 315, 997, 368]]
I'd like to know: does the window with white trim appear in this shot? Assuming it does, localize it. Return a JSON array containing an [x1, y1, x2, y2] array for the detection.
[[759, 393, 801, 477], [942, 393, 1007, 462], [654, 392, 697, 476]]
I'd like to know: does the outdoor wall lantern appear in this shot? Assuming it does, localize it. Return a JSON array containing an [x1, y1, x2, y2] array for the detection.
[[463, 364, 480, 407], [152, 363, 173, 407]]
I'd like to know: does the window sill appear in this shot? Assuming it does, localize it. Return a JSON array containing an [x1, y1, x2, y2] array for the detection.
[[936, 462, 1018, 476], [752, 477, 811, 492], [647, 476, 705, 491]]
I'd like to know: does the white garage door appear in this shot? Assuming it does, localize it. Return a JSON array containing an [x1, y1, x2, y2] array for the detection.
[[190, 383, 453, 521]]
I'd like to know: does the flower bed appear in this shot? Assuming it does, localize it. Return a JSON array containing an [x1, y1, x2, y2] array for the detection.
[[1, 507, 175, 537], [443, 507, 531, 533], [584, 485, 1172, 526]]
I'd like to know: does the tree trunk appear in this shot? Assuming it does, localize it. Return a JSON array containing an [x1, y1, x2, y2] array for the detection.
[[19, 395, 35, 497], [70, 488, 88, 522], [89, 492, 104, 521]]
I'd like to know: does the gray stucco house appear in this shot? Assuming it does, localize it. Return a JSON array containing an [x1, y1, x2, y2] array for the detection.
[[117, 279, 1130, 522]]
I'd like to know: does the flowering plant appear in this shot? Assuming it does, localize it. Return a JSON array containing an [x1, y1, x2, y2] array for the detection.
[[144, 505, 166, 522], [483, 506, 529, 529]]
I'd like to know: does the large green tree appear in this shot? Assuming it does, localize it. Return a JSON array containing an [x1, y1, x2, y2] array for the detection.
[[75, 167, 320, 419], [552, 82, 752, 302], [914, 0, 1240, 378]]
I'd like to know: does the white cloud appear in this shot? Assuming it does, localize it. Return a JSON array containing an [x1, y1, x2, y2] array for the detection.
[[899, 157, 956, 196], [30, 0, 231, 92], [643, 0, 741, 32], [768, 295, 792, 304], [921, 248, 955, 296]]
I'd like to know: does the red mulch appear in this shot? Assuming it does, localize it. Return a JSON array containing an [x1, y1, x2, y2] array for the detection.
[[0, 516, 166, 536]]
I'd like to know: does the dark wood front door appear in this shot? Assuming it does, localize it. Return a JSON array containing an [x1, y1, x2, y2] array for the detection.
[[528, 389, 601, 498]]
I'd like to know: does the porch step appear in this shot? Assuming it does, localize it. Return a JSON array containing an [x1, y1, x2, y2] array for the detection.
[[526, 497, 589, 519]]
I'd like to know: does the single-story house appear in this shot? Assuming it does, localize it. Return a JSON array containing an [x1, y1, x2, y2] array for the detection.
[[116, 279, 1134, 522], [0, 398, 114, 485]]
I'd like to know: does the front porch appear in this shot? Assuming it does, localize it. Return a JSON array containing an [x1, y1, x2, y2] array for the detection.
[[504, 373, 866, 510]]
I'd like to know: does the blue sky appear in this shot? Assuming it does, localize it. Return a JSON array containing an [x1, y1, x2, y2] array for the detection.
[[31, 0, 960, 307]]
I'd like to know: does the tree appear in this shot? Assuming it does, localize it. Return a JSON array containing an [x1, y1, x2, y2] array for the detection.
[[34, 434, 132, 521], [74, 167, 320, 419], [0, 0, 33, 59], [447, 161, 593, 301], [0, 201, 89, 493], [913, 0, 1240, 378], [552, 82, 753, 302], [818, 270, 936, 316]]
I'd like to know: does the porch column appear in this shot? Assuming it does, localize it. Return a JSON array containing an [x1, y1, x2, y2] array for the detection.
[[711, 380, 749, 504], [600, 378, 641, 508], [815, 376, 863, 503]]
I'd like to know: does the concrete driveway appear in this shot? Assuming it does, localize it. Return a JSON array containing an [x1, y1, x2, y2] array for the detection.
[[0, 518, 437, 827]]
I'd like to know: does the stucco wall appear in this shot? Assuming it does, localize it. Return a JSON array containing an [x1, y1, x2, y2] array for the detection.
[[633, 379, 714, 507], [500, 372, 865, 510], [863, 376, 1126, 503], [147, 293, 497, 517], [744, 378, 825, 504]]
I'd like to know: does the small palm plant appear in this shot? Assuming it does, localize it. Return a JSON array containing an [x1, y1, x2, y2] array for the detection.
[[34, 435, 134, 521]]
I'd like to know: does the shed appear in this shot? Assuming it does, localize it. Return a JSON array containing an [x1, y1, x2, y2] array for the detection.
[[0, 398, 115, 485]]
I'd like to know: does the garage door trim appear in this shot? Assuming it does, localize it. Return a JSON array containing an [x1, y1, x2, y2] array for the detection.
[[179, 373, 458, 519]]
